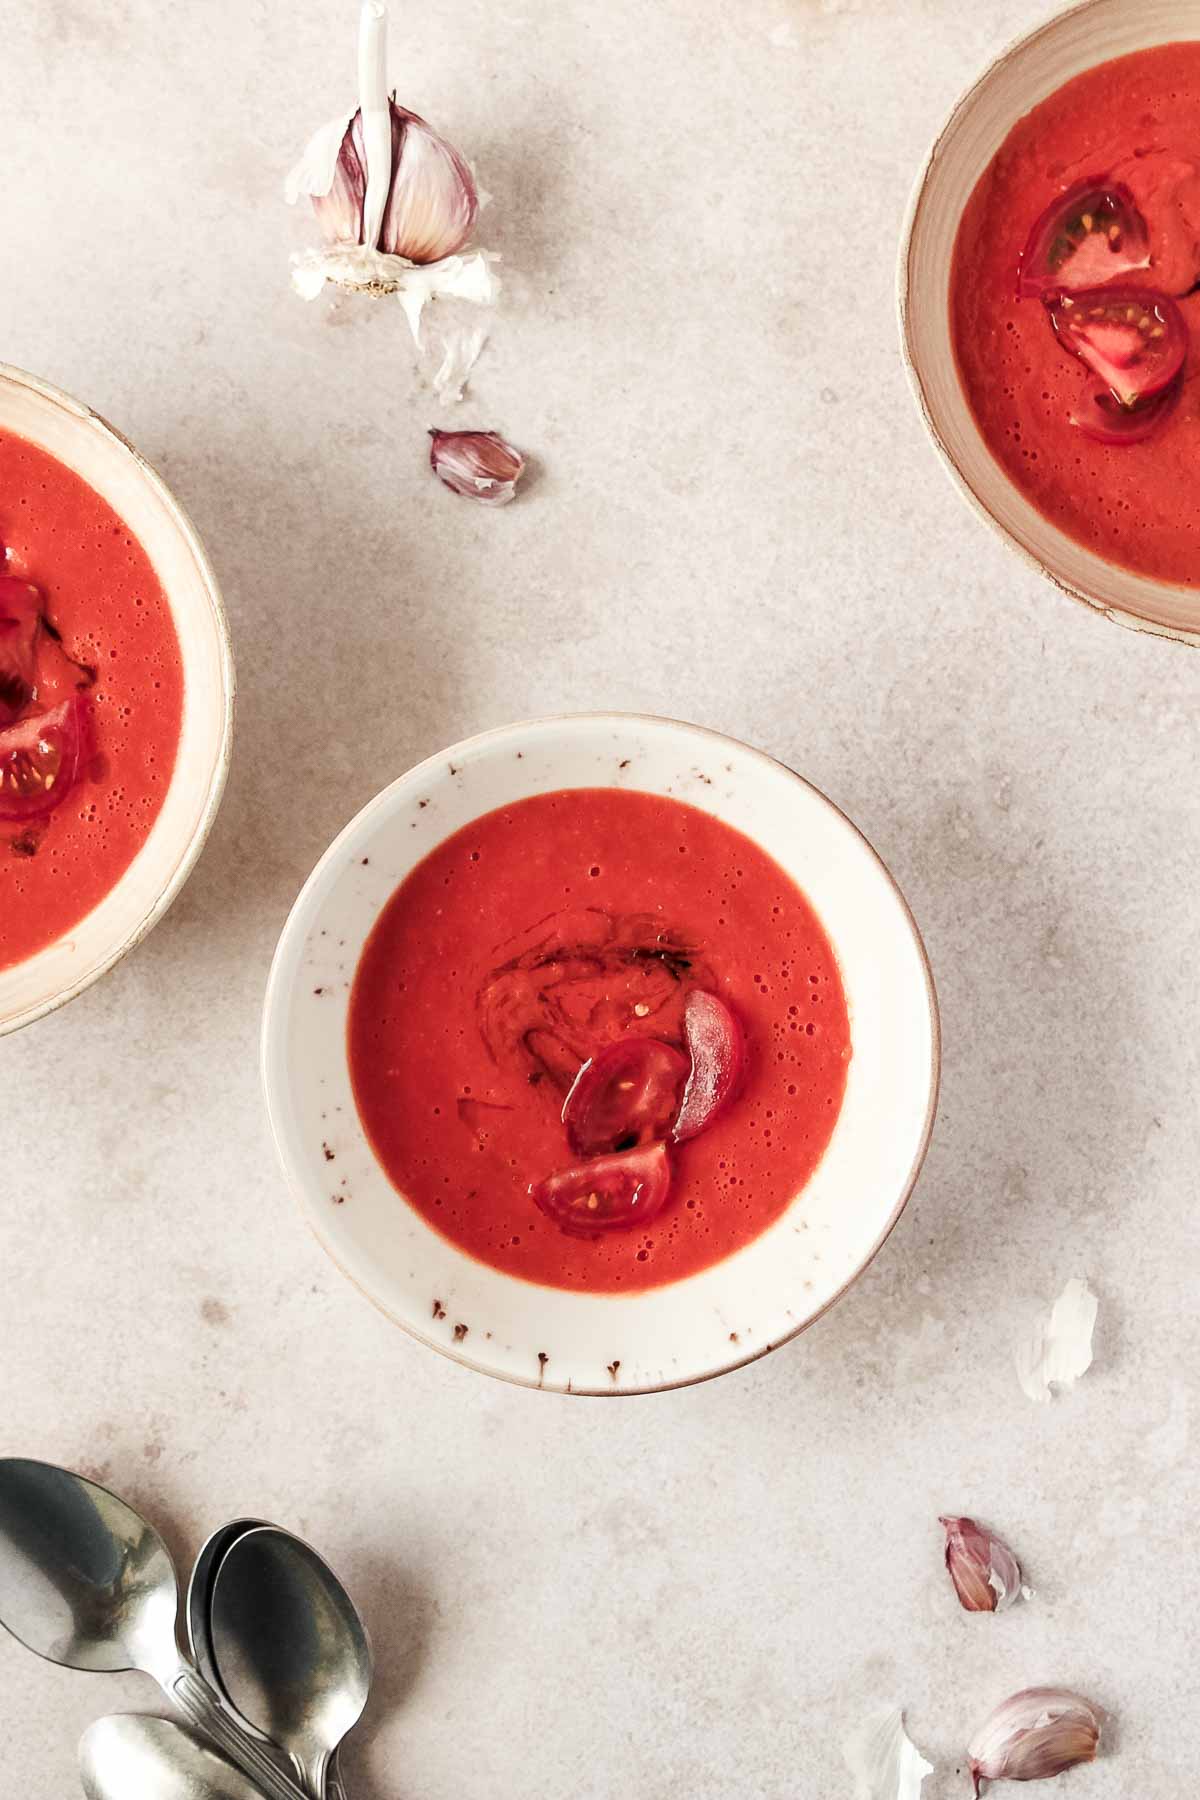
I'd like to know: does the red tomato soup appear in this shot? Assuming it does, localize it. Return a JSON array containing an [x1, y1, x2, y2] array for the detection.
[[0, 432, 183, 969], [951, 43, 1200, 586], [348, 788, 851, 1294]]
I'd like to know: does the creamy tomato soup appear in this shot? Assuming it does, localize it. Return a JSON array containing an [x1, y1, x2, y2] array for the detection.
[[348, 787, 851, 1294], [0, 431, 183, 969], [952, 43, 1200, 585]]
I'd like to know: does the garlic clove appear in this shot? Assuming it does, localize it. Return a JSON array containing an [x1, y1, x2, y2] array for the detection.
[[968, 1688, 1101, 1794], [381, 107, 479, 264], [939, 1515, 1023, 1613], [429, 429, 525, 505], [318, 114, 368, 246]]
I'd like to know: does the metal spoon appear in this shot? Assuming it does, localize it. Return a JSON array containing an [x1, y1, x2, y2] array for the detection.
[[81, 1714, 268, 1800], [187, 1520, 329, 1776], [210, 1525, 372, 1800], [0, 1458, 307, 1800], [186, 1518, 270, 1706], [190, 1520, 362, 1800]]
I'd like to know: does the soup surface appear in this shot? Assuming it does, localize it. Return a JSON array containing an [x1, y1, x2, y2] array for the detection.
[[348, 787, 851, 1293], [952, 43, 1200, 586], [0, 430, 183, 969]]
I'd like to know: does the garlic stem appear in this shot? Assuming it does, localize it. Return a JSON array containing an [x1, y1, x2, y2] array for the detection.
[[358, 0, 391, 252]]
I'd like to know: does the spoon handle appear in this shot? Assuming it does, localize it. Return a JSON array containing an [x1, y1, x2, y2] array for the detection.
[[171, 1666, 311, 1800], [327, 1752, 352, 1800]]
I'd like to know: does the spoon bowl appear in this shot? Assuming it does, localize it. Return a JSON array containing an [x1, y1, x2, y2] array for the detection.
[[211, 1526, 372, 1798], [0, 1457, 179, 1680], [81, 1714, 269, 1800], [186, 1518, 270, 1714]]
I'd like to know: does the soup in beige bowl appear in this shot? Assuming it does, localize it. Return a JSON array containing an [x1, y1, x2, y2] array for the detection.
[[262, 714, 939, 1394], [901, 0, 1200, 645], [0, 366, 233, 1033]]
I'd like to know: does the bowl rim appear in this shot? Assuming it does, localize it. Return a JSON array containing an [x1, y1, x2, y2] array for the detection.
[[0, 362, 236, 1035], [260, 709, 942, 1395], [895, 0, 1200, 650]]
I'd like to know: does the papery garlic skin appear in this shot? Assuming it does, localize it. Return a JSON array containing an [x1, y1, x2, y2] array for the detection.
[[968, 1688, 1101, 1794], [1015, 1277, 1098, 1404], [939, 1516, 1022, 1614], [843, 1705, 934, 1800], [429, 429, 525, 505], [285, 108, 358, 213], [432, 328, 488, 406], [313, 110, 367, 246], [289, 244, 499, 345]]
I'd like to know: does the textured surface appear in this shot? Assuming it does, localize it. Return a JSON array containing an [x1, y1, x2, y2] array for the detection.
[[0, 0, 1196, 1795]]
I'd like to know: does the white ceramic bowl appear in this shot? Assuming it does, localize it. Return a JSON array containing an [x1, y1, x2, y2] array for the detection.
[[0, 366, 234, 1034], [900, 0, 1200, 646], [262, 714, 939, 1394]]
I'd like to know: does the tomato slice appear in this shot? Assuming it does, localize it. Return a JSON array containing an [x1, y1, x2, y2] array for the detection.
[[0, 697, 88, 822], [1068, 373, 1183, 445], [529, 1142, 672, 1236], [0, 576, 42, 726], [672, 989, 745, 1143], [562, 1037, 689, 1156], [1018, 178, 1151, 299], [1047, 287, 1187, 407]]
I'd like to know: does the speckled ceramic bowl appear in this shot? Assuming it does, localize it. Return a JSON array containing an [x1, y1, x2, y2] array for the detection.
[[900, 0, 1200, 646], [261, 714, 939, 1394], [0, 366, 234, 1034]]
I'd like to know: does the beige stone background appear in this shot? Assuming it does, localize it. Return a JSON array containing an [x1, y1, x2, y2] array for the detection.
[[2, 0, 1198, 1793]]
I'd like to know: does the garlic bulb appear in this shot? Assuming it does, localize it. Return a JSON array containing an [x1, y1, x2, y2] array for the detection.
[[968, 1688, 1101, 1793], [429, 430, 525, 505], [939, 1515, 1023, 1613], [312, 101, 478, 264], [287, 2, 497, 338]]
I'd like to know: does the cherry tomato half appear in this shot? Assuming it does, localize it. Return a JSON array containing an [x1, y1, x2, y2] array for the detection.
[[529, 1141, 672, 1236], [0, 576, 42, 726], [1047, 286, 1187, 408], [562, 1037, 689, 1156], [0, 697, 88, 822], [1018, 178, 1151, 299], [1067, 373, 1183, 445], [672, 989, 745, 1143]]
